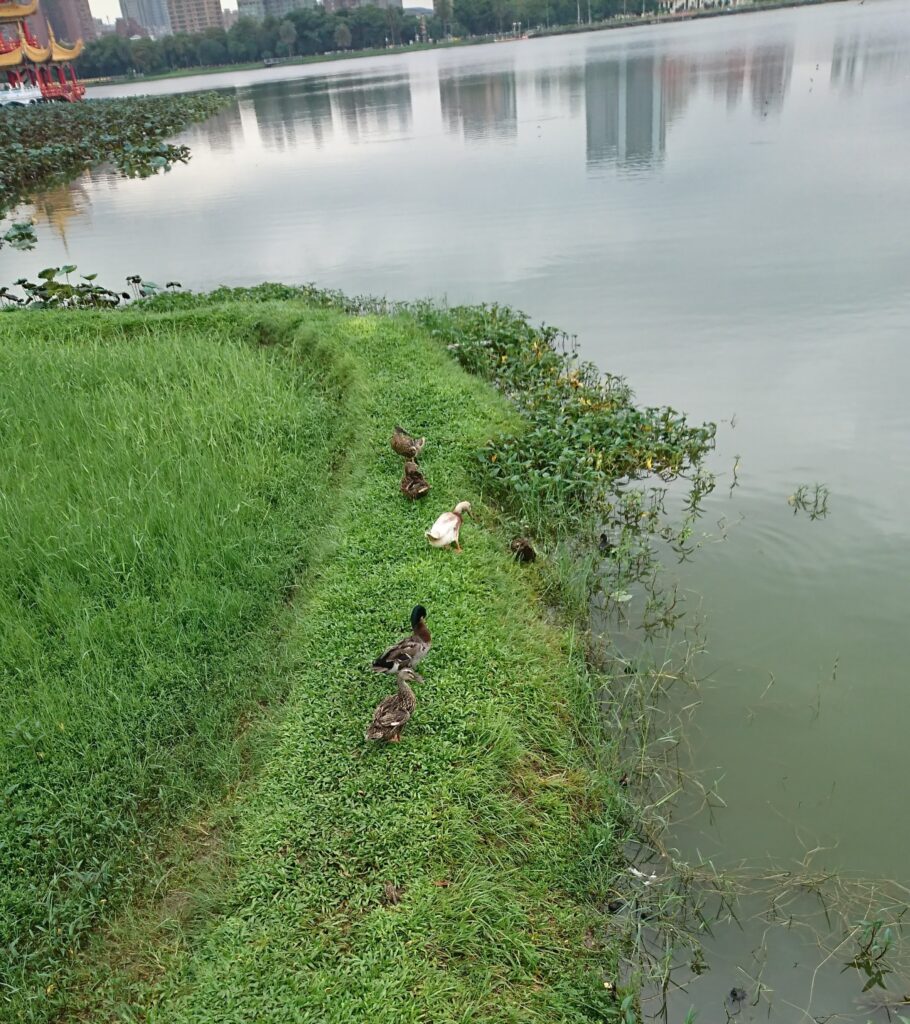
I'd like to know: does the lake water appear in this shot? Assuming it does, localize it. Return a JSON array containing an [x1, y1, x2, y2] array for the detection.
[[9, 1, 910, 1017]]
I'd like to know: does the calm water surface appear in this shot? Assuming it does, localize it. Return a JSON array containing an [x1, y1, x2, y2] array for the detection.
[[9, 2, 910, 1016]]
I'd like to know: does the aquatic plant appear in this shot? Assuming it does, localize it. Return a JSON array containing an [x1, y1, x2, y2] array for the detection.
[[0, 92, 228, 240], [0, 266, 178, 308], [845, 918, 895, 992], [2, 219, 36, 250], [788, 482, 830, 520], [414, 303, 715, 533]]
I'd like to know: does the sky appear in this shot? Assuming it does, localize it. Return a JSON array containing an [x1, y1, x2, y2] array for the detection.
[[88, 0, 428, 26]]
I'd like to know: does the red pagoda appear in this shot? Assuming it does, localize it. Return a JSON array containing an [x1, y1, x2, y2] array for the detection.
[[0, 0, 85, 102]]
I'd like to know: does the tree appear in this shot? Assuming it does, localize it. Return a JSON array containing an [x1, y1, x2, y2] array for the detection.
[[347, 5, 388, 48], [435, 0, 453, 34], [333, 22, 352, 49], [130, 37, 165, 75], [227, 18, 262, 62], [454, 0, 497, 35], [77, 33, 132, 76], [278, 18, 297, 57], [196, 27, 229, 66]]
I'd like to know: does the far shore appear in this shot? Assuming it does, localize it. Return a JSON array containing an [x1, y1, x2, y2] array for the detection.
[[85, 0, 842, 89]]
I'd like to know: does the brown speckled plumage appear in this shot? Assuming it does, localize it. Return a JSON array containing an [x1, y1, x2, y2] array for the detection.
[[510, 537, 537, 563], [400, 461, 431, 500], [391, 426, 425, 460], [365, 669, 420, 742]]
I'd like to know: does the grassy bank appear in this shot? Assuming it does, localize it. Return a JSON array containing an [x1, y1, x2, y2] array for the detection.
[[1, 299, 629, 1022], [0, 307, 357, 1018], [0, 287, 718, 1021]]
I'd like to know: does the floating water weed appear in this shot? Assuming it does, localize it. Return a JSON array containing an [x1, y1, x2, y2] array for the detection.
[[414, 304, 716, 538], [0, 93, 228, 243], [1, 219, 36, 251], [845, 918, 896, 993], [788, 482, 830, 520]]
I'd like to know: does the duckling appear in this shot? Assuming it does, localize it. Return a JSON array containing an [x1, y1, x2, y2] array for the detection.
[[400, 461, 431, 500], [426, 501, 471, 553], [510, 537, 536, 563], [391, 426, 425, 460], [372, 605, 431, 673], [365, 668, 421, 743]]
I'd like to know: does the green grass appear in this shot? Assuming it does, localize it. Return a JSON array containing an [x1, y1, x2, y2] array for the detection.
[[0, 307, 360, 1018], [1, 301, 623, 1022]]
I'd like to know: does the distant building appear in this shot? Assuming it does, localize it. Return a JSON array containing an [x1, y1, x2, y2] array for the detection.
[[42, 0, 98, 43], [222, 7, 237, 27], [268, 0, 318, 17], [165, 0, 223, 33], [120, 0, 171, 37], [237, 0, 264, 18], [324, 0, 402, 11], [237, 0, 318, 19], [115, 13, 148, 34], [93, 16, 116, 32]]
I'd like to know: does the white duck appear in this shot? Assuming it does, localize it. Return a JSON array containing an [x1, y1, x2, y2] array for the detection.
[[425, 501, 471, 553]]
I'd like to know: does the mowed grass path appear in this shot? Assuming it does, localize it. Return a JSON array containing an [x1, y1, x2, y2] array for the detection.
[[2, 303, 620, 1022]]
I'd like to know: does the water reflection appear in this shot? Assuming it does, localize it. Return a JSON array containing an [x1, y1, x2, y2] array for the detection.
[[245, 74, 412, 151], [250, 86, 304, 150], [583, 40, 795, 171], [201, 104, 245, 154], [330, 74, 412, 143], [831, 29, 910, 91], [32, 181, 91, 251], [585, 55, 671, 171], [749, 42, 793, 117], [439, 69, 517, 142], [166, 25, 910, 180], [531, 65, 584, 117]]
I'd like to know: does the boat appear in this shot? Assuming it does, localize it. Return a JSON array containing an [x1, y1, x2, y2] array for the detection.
[[0, 79, 40, 103]]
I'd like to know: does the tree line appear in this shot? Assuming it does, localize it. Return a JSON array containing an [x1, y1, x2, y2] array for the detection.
[[76, 0, 644, 79]]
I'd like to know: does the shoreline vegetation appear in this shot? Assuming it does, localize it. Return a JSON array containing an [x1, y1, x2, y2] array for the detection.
[[0, 281, 715, 1021], [82, 0, 841, 88]]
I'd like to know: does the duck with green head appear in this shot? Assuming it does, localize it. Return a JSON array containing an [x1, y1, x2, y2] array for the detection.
[[371, 605, 430, 674]]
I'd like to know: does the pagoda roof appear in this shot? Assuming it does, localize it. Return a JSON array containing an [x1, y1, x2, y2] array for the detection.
[[0, 1, 39, 23], [0, 17, 84, 64], [0, 38, 84, 65]]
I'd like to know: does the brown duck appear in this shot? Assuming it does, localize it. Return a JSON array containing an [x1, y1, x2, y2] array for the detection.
[[510, 537, 537, 563], [400, 461, 431, 500], [365, 668, 421, 743], [391, 426, 425, 459]]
